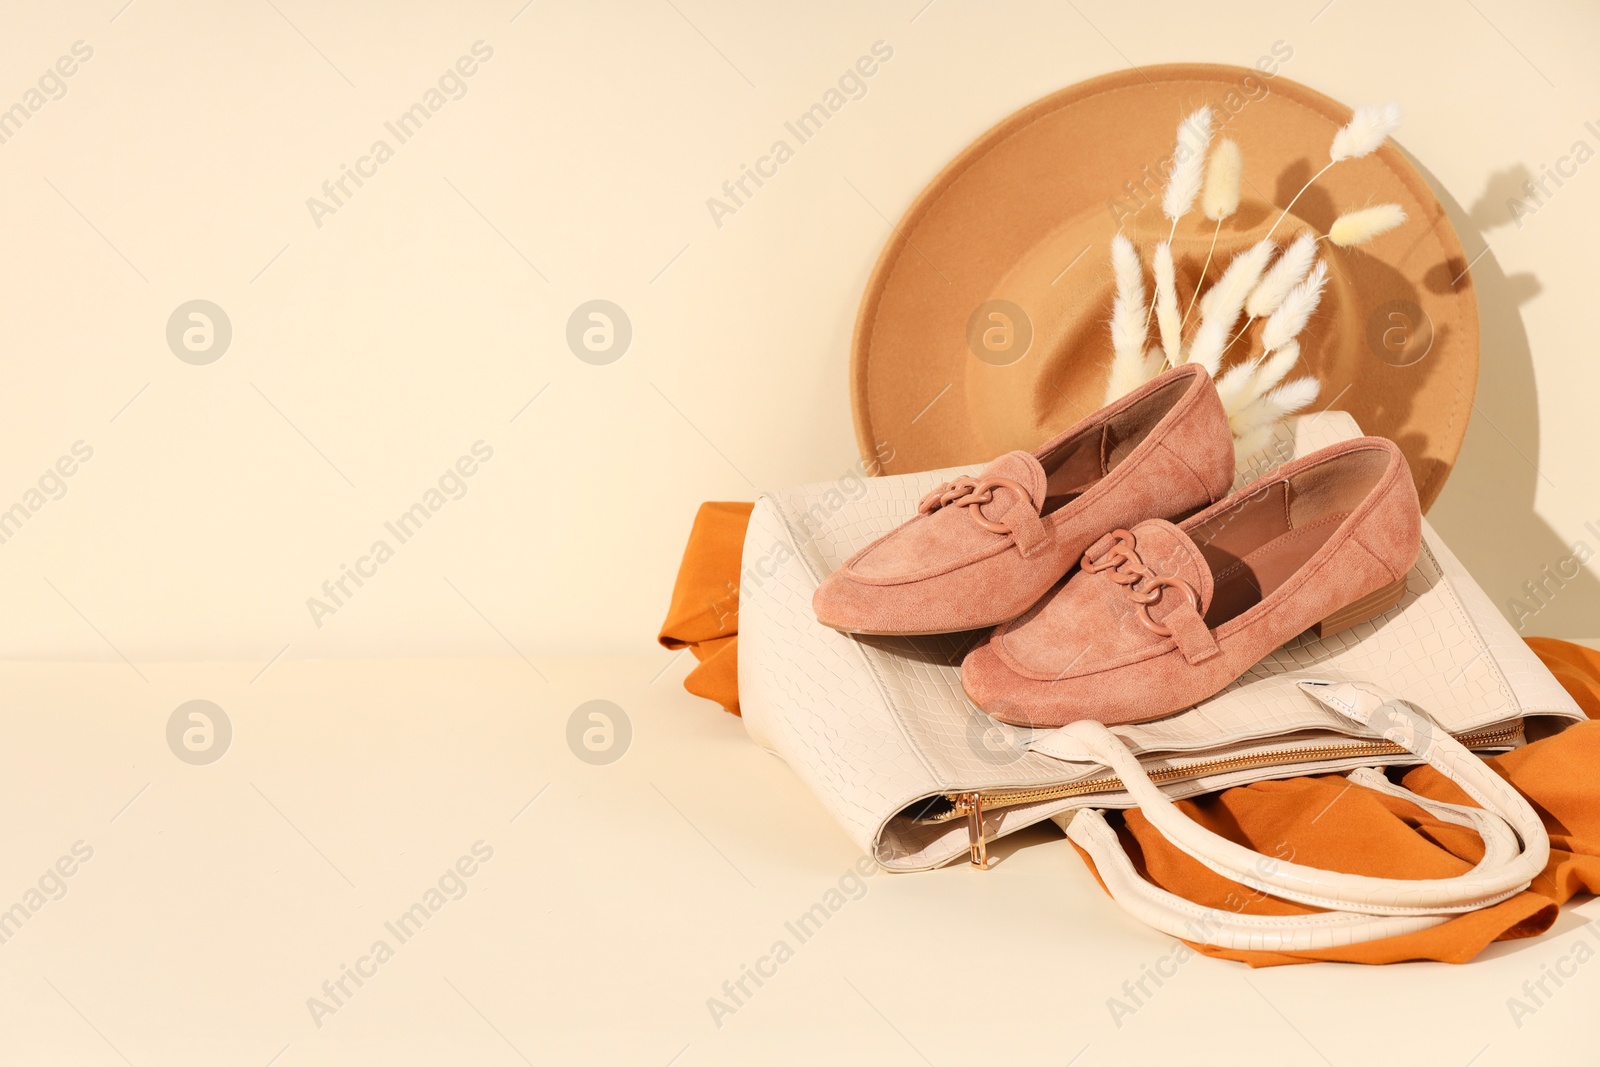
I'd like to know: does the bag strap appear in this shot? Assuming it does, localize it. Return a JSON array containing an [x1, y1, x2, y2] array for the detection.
[[1067, 811, 1452, 951], [1060, 681, 1548, 944]]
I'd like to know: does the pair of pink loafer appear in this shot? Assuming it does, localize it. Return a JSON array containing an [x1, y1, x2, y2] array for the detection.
[[812, 365, 1421, 728]]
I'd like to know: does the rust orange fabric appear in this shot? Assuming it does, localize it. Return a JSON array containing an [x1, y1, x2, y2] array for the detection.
[[1090, 715, 1600, 966], [657, 502, 752, 715], [662, 500, 1600, 963]]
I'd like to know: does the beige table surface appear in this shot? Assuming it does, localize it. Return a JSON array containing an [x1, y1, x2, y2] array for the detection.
[[2, 653, 1594, 1066]]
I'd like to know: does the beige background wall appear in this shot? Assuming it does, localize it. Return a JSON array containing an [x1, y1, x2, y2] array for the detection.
[[0, 0, 1595, 666]]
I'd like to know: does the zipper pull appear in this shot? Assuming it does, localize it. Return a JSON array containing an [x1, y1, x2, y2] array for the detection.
[[956, 792, 990, 869]]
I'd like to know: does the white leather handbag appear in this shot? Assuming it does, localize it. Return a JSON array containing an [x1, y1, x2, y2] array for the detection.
[[737, 413, 1584, 944]]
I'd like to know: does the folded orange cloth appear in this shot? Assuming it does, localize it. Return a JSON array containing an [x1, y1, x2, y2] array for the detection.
[[1527, 636, 1600, 720], [657, 502, 752, 715], [1078, 647, 1600, 965], [1095, 708, 1600, 966], [662, 499, 1600, 963]]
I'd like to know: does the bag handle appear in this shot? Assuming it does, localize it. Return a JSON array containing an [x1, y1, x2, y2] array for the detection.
[[1069, 810, 1451, 951], [1061, 681, 1548, 944], [1066, 759, 1537, 951]]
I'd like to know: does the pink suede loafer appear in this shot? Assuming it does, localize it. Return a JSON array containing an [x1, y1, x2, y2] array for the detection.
[[962, 436, 1422, 726], [812, 364, 1235, 635]]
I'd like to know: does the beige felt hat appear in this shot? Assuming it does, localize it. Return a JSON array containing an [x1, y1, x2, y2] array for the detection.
[[851, 63, 1477, 511]]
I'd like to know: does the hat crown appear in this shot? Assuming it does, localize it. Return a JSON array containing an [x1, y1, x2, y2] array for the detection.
[[962, 202, 1348, 461]]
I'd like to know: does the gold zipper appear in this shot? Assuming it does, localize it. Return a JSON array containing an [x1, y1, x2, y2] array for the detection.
[[945, 722, 1524, 868]]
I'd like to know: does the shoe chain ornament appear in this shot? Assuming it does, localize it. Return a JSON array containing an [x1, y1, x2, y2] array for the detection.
[[1057, 681, 1551, 950], [916, 476, 1033, 536], [1081, 528, 1200, 638]]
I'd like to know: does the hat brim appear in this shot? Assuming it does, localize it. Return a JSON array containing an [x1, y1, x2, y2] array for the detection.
[[851, 63, 1477, 511]]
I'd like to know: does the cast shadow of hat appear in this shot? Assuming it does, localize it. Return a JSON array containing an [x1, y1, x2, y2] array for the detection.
[[1422, 159, 1599, 637]]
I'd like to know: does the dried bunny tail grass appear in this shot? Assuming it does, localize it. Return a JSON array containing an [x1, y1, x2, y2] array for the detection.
[[1269, 376, 1322, 415], [1106, 353, 1150, 405], [1106, 235, 1150, 403], [1107, 344, 1165, 405], [1253, 340, 1301, 395], [1228, 376, 1321, 452], [1186, 239, 1274, 374], [1215, 339, 1303, 423], [1153, 242, 1182, 363], [1266, 102, 1401, 242], [1214, 359, 1259, 420], [1260, 259, 1328, 353], [1329, 203, 1407, 247], [1162, 107, 1215, 223], [1183, 139, 1243, 330], [1330, 103, 1402, 163], [1110, 234, 1148, 358], [1201, 138, 1242, 222], [1232, 423, 1278, 467], [1246, 232, 1317, 319]]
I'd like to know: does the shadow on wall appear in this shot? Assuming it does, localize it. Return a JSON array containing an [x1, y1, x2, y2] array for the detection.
[[1422, 160, 1600, 640]]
